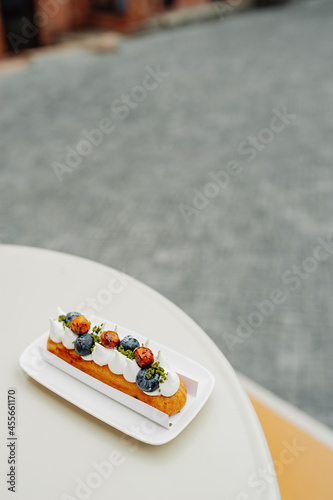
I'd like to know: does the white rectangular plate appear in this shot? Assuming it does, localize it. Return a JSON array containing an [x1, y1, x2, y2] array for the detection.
[[19, 329, 215, 445]]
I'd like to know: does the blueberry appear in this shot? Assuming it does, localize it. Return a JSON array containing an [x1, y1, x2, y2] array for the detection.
[[66, 312, 81, 324], [74, 333, 94, 356], [119, 335, 140, 352], [136, 368, 160, 393]]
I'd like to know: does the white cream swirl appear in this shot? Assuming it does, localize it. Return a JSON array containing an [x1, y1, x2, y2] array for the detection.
[[155, 350, 171, 371], [49, 317, 77, 350], [91, 343, 111, 366], [160, 371, 180, 397], [143, 371, 180, 397], [49, 317, 65, 343], [81, 353, 93, 361], [108, 349, 127, 375], [62, 327, 77, 350], [123, 357, 140, 383]]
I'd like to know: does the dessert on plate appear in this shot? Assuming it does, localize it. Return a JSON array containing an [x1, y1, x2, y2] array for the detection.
[[47, 310, 187, 416]]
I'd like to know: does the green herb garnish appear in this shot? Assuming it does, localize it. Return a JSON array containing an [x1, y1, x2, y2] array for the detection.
[[91, 333, 101, 343], [145, 362, 168, 383], [90, 324, 103, 351], [90, 334, 100, 351], [118, 344, 135, 360], [92, 324, 103, 336], [58, 314, 71, 329]]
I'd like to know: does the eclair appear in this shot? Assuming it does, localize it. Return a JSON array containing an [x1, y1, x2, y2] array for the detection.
[[47, 312, 187, 416]]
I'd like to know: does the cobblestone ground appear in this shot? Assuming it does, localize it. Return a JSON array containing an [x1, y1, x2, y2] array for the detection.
[[1, 0, 333, 427]]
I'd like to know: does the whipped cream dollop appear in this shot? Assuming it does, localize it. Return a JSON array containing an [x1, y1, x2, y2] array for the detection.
[[62, 328, 77, 350], [156, 350, 171, 371], [49, 316, 77, 350], [91, 343, 111, 366], [49, 317, 65, 343], [123, 357, 141, 383], [48, 313, 180, 397], [143, 370, 180, 397], [159, 371, 180, 397], [108, 349, 127, 375]]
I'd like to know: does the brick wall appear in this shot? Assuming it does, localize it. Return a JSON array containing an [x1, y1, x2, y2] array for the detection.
[[0, 0, 221, 57], [35, 0, 74, 45], [70, 0, 91, 28], [90, 0, 212, 33], [0, 14, 6, 57], [177, 0, 210, 6], [91, 0, 154, 33]]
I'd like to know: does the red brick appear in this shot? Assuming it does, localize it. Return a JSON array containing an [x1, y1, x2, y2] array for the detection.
[[0, 0, 223, 53], [35, 0, 74, 45], [0, 13, 7, 57]]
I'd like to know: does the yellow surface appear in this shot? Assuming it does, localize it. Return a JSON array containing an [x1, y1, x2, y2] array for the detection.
[[250, 397, 333, 500]]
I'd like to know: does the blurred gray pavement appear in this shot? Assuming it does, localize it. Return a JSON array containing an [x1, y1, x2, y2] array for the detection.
[[1, 0, 333, 428]]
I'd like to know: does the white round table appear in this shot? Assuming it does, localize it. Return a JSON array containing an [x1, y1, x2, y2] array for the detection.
[[0, 245, 281, 500]]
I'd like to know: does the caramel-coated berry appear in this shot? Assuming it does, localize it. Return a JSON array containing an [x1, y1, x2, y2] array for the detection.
[[134, 347, 154, 368], [70, 315, 91, 335], [101, 330, 120, 349]]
